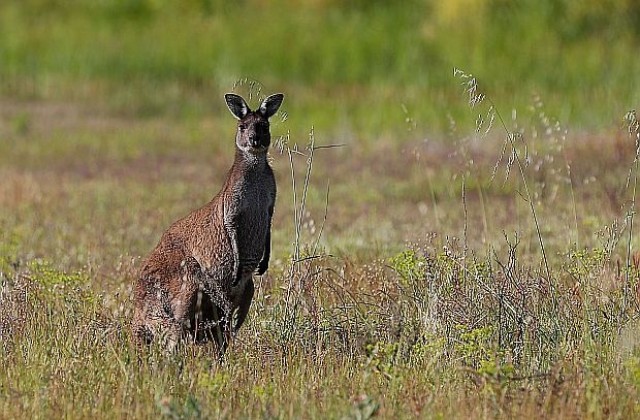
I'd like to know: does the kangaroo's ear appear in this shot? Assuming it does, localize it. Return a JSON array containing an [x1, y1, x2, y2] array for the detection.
[[225, 93, 250, 120], [258, 93, 284, 119]]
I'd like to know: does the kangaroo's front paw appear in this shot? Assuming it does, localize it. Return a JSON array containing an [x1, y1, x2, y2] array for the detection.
[[256, 260, 268, 276], [232, 271, 242, 287]]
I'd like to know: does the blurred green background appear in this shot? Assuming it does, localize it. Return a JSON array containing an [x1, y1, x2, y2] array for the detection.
[[2, 0, 639, 137]]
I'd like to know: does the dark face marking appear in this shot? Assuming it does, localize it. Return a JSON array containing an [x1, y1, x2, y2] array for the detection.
[[236, 112, 271, 153]]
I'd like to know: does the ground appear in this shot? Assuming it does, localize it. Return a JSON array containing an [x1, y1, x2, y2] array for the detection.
[[2, 96, 640, 418]]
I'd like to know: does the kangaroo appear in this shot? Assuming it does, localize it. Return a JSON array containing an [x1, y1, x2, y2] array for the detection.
[[132, 93, 284, 356]]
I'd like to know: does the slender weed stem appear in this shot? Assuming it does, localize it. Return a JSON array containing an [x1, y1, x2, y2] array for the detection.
[[454, 69, 552, 282], [624, 110, 640, 311]]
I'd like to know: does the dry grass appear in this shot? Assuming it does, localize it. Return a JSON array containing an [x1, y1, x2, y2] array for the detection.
[[2, 96, 640, 418]]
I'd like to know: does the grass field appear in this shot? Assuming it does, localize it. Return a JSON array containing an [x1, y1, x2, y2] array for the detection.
[[2, 1, 640, 418]]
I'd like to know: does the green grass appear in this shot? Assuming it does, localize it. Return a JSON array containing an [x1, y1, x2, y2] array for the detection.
[[3, 1, 640, 418], [2, 87, 640, 417], [1, 0, 639, 134]]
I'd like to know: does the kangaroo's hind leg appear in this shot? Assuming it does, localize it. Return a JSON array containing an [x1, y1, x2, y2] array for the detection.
[[132, 282, 184, 352], [212, 304, 231, 360], [214, 277, 254, 361], [191, 292, 230, 359]]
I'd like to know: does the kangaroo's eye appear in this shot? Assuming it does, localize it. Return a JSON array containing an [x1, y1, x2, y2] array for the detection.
[[239, 124, 247, 131]]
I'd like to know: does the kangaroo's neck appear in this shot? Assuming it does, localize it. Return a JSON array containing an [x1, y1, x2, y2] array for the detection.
[[233, 148, 269, 171], [220, 148, 269, 195]]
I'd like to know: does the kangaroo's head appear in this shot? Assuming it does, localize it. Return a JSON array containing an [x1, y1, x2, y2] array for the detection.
[[224, 93, 284, 155]]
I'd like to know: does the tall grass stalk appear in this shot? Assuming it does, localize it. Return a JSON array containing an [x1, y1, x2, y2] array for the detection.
[[565, 159, 580, 249], [454, 68, 552, 283], [624, 110, 640, 311], [312, 182, 331, 257], [280, 127, 343, 345], [282, 127, 317, 342]]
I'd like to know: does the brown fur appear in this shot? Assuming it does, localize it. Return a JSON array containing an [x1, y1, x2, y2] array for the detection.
[[132, 93, 284, 356]]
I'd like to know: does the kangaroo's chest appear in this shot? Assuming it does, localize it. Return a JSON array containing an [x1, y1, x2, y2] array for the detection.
[[233, 174, 275, 260]]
